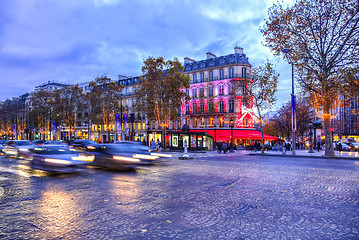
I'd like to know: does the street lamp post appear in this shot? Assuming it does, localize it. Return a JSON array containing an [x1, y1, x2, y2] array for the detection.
[[282, 48, 296, 155], [308, 120, 314, 153], [230, 117, 234, 152], [214, 124, 217, 146]]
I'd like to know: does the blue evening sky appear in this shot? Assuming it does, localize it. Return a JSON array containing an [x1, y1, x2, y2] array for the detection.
[[0, 0, 294, 109]]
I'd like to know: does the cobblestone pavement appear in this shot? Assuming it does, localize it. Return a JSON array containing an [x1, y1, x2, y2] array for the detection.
[[0, 152, 358, 239]]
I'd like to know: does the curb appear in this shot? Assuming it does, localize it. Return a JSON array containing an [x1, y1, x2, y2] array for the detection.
[[248, 153, 359, 160]]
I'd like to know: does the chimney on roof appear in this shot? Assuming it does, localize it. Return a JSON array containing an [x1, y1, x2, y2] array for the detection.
[[206, 52, 216, 59], [184, 57, 196, 64], [234, 46, 244, 54]]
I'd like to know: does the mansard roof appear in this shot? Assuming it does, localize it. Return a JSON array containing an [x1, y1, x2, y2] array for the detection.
[[184, 53, 251, 72]]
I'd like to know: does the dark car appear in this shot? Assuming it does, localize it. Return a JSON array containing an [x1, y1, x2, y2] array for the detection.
[[45, 140, 68, 146], [69, 139, 97, 151], [2, 140, 34, 159], [87, 144, 164, 170], [347, 142, 359, 151], [30, 145, 92, 173]]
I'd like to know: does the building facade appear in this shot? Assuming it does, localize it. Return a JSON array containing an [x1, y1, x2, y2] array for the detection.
[[180, 46, 255, 147]]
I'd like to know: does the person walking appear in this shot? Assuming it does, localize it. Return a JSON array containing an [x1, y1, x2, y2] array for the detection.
[[150, 139, 156, 150], [317, 141, 321, 152]]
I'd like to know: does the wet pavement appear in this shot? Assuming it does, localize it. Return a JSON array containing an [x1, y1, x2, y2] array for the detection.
[[0, 151, 358, 239]]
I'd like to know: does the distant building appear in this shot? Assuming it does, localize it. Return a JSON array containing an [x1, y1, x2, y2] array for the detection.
[[34, 80, 71, 92], [332, 96, 359, 141]]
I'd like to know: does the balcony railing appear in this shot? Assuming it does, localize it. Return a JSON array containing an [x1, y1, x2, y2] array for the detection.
[[192, 74, 251, 83]]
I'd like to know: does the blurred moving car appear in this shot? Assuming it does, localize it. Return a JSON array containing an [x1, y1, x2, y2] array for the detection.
[[32, 140, 46, 145], [2, 140, 34, 158], [88, 143, 170, 170], [0, 140, 8, 155], [69, 139, 98, 151], [44, 140, 68, 146], [30, 145, 93, 173]]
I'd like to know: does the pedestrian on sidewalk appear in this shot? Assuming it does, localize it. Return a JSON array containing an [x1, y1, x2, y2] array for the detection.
[[317, 141, 321, 152]]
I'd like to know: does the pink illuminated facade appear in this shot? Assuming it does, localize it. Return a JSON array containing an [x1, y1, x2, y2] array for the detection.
[[181, 46, 254, 135]]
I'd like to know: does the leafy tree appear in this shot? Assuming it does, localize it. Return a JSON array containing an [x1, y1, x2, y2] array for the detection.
[[53, 85, 86, 140], [0, 98, 23, 139], [86, 75, 123, 140], [262, 0, 359, 156], [135, 57, 190, 129], [27, 89, 53, 139], [262, 120, 278, 138], [247, 61, 279, 153]]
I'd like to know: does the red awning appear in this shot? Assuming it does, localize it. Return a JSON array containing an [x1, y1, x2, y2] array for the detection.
[[197, 129, 277, 140]]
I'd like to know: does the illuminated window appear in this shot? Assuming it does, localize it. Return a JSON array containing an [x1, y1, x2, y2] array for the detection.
[[220, 118, 224, 127], [185, 104, 190, 114], [209, 118, 213, 126], [193, 118, 197, 128], [200, 118, 205, 128]]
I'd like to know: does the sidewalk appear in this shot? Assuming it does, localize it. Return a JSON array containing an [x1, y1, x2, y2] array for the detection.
[[168, 149, 359, 160], [249, 149, 359, 160]]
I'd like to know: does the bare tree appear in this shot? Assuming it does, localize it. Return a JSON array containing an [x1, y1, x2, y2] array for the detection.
[[247, 61, 279, 153], [262, 0, 359, 156]]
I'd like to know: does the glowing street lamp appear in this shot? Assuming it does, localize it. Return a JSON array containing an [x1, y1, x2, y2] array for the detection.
[[282, 48, 296, 155]]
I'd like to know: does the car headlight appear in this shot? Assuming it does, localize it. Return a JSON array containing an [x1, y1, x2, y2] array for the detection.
[[45, 158, 72, 165], [150, 153, 172, 158], [113, 156, 140, 162], [132, 154, 159, 160], [71, 155, 94, 161]]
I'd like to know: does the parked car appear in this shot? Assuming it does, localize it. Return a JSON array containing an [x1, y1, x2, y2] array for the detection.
[[2, 140, 34, 158], [348, 142, 359, 151], [30, 145, 92, 173], [338, 143, 350, 151]]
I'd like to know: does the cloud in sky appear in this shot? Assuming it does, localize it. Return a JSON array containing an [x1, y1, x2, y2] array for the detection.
[[0, 0, 294, 109]]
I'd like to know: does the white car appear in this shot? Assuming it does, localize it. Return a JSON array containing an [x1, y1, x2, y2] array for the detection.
[[2, 140, 34, 158]]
